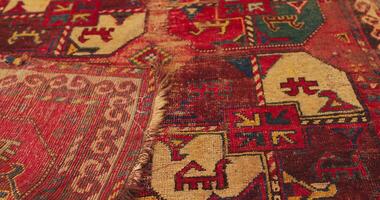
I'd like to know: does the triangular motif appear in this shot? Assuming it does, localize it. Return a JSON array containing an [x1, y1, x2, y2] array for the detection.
[[157, 135, 195, 161], [286, 0, 308, 14], [227, 57, 253, 78], [318, 90, 358, 112], [5, 1, 26, 14], [356, 75, 365, 82], [335, 32, 351, 43], [182, 4, 204, 20], [67, 44, 78, 55], [111, 13, 131, 25], [257, 55, 282, 77], [370, 83, 378, 89]]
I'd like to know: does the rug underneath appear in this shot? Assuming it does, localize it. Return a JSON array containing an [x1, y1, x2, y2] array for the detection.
[[0, 61, 164, 199]]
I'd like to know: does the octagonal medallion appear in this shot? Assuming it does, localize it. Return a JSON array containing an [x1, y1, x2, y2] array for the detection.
[[168, 0, 324, 51]]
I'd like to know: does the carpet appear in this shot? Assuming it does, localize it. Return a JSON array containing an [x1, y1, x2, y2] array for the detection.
[[133, 0, 380, 199], [0, 0, 380, 200], [0, 0, 171, 199], [0, 59, 169, 199]]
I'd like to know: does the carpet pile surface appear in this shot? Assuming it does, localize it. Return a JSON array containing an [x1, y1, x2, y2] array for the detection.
[[0, 0, 379, 200]]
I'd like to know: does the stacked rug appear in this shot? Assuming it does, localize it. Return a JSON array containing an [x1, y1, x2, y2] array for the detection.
[[0, 0, 169, 199], [0, 0, 379, 200]]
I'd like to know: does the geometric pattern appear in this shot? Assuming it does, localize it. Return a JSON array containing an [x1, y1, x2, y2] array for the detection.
[[0, 61, 157, 199], [1, 0, 380, 199], [129, 46, 171, 67], [0, 0, 146, 57], [134, 0, 380, 199], [168, 0, 324, 52]]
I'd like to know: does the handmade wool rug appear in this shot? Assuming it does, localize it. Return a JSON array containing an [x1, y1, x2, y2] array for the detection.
[[133, 0, 380, 200], [1, 0, 380, 200], [0, 0, 172, 199], [0, 60, 169, 199]]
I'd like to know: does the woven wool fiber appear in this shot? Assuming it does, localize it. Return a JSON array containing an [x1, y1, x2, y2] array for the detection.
[[0, 0, 380, 200]]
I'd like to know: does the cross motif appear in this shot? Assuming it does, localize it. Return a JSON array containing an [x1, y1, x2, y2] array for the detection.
[[280, 77, 319, 96], [226, 105, 304, 153]]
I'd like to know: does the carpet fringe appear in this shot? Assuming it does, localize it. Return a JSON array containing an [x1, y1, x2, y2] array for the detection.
[[120, 74, 171, 200]]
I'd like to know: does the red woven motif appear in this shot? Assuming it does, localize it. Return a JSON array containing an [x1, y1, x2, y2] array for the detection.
[[0, 62, 156, 199], [226, 105, 304, 153]]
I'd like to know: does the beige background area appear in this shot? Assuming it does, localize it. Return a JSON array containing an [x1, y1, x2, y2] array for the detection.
[[152, 133, 266, 200], [2, 0, 51, 13], [70, 13, 146, 56], [263, 52, 364, 117]]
